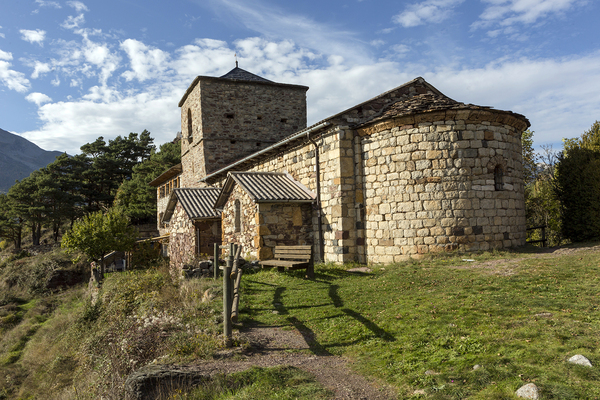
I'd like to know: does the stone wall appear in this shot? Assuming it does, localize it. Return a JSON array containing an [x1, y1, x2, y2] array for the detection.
[[221, 184, 259, 259], [256, 203, 313, 260], [180, 77, 307, 186], [168, 203, 196, 271], [358, 110, 526, 263], [247, 126, 360, 263]]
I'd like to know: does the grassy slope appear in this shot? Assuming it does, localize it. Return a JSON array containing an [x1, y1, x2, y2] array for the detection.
[[1, 244, 600, 399], [240, 246, 600, 399]]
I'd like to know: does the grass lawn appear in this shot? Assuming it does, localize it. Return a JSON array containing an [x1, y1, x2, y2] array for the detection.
[[239, 246, 600, 399]]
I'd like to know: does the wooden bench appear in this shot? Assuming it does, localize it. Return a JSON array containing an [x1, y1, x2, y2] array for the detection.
[[260, 245, 314, 278]]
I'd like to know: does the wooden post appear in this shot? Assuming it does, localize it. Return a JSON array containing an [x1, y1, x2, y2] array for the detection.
[[542, 225, 547, 248], [231, 245, 243, 323], [223, 243, 234, 347], [213, 242, 218, 280]]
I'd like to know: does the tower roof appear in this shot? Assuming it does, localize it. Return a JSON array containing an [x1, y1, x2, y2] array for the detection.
[[219, 66, 273, 83]]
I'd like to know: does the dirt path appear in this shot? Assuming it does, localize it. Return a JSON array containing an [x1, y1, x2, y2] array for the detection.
[[184, 323, 398, 400]]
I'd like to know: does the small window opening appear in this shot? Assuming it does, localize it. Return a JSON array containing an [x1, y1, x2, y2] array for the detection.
[[494, 165, 504, 191], [257, 115, 262, 120], [256, 142, 261, 146], [234, 199, 241, 233], [280, 118, 287, 123], [230, 140, 236, 144], [187, 109, 193, 142], [225, 113, 234, 119]]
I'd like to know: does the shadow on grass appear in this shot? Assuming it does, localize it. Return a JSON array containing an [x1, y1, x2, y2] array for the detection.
[[286, 316, 333, 356]]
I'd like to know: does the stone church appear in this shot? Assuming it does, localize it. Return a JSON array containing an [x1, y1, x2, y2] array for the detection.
[[150, 64, 530, 270]]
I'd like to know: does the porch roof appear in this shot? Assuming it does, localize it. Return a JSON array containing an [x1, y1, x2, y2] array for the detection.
[[162, 187, 221, 224], [214, 171, 316, 209]]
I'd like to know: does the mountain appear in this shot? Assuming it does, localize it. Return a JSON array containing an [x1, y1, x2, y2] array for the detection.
[[0, 128, 64, 193]]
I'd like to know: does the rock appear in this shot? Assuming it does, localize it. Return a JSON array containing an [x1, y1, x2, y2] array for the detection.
[[124, 364, 210, 400], [347, 266, 372, 273], [472, 364, 482, 370], [424, 370, 439, 376], [516, 383, 539, 399], [568, 354, 592, 367], [534, 312, 553, 318]]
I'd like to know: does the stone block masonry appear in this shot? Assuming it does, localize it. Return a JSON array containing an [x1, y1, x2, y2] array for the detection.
[[179, 76, 307, 187], [358, 109, 526, 263]]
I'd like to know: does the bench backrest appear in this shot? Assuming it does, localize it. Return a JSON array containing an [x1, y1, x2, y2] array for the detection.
[[274, 245, 312, 261]]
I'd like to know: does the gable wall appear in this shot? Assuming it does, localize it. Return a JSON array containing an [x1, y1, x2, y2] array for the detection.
[[221, 184, 259, 259]]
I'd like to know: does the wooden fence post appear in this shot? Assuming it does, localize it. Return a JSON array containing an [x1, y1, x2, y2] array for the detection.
[[231, 245, 243, 323], [213, 242, 218, 280], [223, 243, 234, 347]]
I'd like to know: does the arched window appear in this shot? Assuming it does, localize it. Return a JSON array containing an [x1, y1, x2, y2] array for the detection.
[[494, 165, 503, 191], [234, 199, 241, 232], [187, 109, 193, 142]]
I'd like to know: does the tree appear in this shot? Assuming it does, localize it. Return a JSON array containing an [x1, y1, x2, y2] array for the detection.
[[79, 131, 155, 212], [521, 130, 538, 187], [555, 121, 600, 242], [61, 207, 138, 279], [0, 194, 24, 250], [523, 131, 562, 247], [114, 140, 180, 224], [8, 170, 47, 246]]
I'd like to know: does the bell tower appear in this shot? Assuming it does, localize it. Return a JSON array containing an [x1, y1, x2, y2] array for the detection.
[[178, 66, 309, 186]]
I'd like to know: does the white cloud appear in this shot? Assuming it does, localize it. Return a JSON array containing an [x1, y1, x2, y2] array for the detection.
[[208, 0, 370, 65], [120, 39, 170, 82], [62, 14, 85, 29], [35, 0, 61, 8], [474, 0, 584, 29], [16, 32, 600, 158], [67, 1, 89, 12], [20, 29, 46, 45], [26, 92, 52, 106], [31, 61, 52, 78], [0, 50, 31, 92], [393, 0, 464, 27], [370, 39, 385, 47]]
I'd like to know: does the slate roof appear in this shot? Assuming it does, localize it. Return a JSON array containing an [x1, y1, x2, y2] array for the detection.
[[219, 66, 273, 83], [214, 172, 316, 209], [162, 188, 221, 223]]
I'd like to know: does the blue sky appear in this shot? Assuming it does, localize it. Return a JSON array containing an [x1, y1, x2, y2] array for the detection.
[[1, 0, 599, 155]]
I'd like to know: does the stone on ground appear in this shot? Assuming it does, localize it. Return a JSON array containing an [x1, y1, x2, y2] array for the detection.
[[568, 354, 592, 367], [516, 383, 539, 399]]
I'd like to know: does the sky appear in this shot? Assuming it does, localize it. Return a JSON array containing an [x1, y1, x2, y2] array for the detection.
[[0, 0, 599, 156]]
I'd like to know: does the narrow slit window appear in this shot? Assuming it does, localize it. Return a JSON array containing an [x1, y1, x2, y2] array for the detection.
[[187, 109, 193, 140], [234, 200, 241, 233], [494, 165, 503, 191], [225, 113, 234, 119]]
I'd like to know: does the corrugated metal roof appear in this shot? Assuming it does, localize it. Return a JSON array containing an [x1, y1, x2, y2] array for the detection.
[[162, 188, 221, 223], [214, 172, 316, 209]]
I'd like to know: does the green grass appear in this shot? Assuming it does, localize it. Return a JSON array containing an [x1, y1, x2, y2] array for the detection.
[[171, 366, 332, 400], [239, 245, 600, 399]]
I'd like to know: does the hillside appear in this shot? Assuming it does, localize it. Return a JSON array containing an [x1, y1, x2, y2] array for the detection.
[[0, 128, 64, 193], [2, 243, 600, 399]]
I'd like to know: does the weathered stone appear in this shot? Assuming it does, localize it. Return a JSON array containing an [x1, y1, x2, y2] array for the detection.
[[515, 383, 539, 399], [568, 354, 592, 367], [124, 364, 210, 400]]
